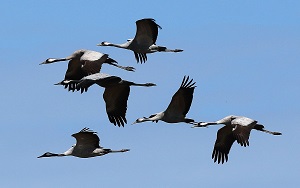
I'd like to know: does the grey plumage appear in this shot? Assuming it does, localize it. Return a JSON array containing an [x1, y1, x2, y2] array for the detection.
[[40, 49, 135, 91], [97, 18, 183, 63], [37, 127, 130, 158], [192, 115, 282, 164], [70, 73, 156, 127], [133, 76, 196, 124]]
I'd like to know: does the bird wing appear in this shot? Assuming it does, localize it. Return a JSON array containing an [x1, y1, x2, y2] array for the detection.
[[80, 51, 109, 75], [62, 58, 87, 91], [132, 18, 162, 50], [165, 76, 196, 117], [232, 124, 251, 147], [64, 58, 85, 80], [76, 73, 122, 93], [72, 128, 100, 148], [212, 125, 236, 164], [232, 116, 257, 126], [231, 116, 256, 147], [103, 84, 130, 127]]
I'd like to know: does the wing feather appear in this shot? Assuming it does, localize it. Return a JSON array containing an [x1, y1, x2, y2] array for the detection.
[[132, 18, 161, 50], [212, 126, 236, 164], [165, 76, 196, 117], [103, 85, 130, 127], [72, 128, 100, 148]]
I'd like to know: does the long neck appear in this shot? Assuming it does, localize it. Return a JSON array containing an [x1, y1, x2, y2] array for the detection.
[[142, 112, 164, 123], [192, 121, 223, 128], [103, 42, 130, 49], [40, 57, 70, 65], [149, 112, 164, 122], [37, 152, 66, 158], [50, 153, 66, 157]]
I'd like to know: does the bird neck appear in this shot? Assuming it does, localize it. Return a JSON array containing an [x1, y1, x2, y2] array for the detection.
[[104, 42, 129, 49], [149, 112, 164, 122], [46, 57, 69, 64], [38, 152, 66, 158]]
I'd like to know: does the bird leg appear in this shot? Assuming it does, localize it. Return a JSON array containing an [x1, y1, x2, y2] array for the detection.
[[107, 61, 135, 72], [259, 128, 282, 135]]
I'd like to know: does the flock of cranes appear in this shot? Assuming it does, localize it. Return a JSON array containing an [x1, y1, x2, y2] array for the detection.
[[38, 18, 281, 163]]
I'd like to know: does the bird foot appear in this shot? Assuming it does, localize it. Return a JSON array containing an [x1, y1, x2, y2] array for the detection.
[[125, 66, 136, 72]]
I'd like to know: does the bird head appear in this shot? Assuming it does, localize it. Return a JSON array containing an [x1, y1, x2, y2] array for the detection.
[[39, 58, 56, 65], [132, 117, 147, 124], [97, 41, 110, 46], [37, 152, 57, 158], [191, 122, 207, 128]]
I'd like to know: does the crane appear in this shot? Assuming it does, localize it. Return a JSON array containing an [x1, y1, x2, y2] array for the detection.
[[71, 73, 156, 127], [37, 127, 129, 158], [40, 49, 135, 91], [132, 76, 196, 124], [192, 115, 282, 164], [97, 18, 183, 63]]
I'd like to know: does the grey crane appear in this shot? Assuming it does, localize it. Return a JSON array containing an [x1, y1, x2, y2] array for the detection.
[[70, 73, 156, 127], [132, 76, 196, 125], [40, 49, 135, 91], [192, 115, 282, 164], [37, 127, 129, 158], [97, 18, 183, 63]]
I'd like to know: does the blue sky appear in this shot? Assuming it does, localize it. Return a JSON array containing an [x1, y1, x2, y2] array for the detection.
[[1, 1, 299, 187]]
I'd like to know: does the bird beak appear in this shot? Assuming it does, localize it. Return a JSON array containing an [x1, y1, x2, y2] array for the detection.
[[131, 121, 137, 125], [39, 61, 46, 65], [54, 82, 62, 85], [37, 154, 43, 158]]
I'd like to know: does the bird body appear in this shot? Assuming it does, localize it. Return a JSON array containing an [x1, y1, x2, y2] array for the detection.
[[38, 128, 129, 158], [97, 18, 183, 63], [40, 49, 135, 91], [70, 73, 156, 127], [133, 76, 196, 125], [192, 115, 282, 164]]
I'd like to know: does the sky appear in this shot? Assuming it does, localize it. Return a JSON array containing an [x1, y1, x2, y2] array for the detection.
[[1, 0, 299, 187]]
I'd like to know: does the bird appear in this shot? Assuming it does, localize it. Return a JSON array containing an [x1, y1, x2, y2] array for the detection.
[[37, 127, 130, 158], [97, 18, 183, 63], [132, 76, 196, 125], [192, 115, 282, 164], [40, 49, 135, 91], [70, 73, 156, 127]]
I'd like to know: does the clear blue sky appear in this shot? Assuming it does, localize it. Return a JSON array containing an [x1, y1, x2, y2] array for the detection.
[[1, 1, 299, 187]]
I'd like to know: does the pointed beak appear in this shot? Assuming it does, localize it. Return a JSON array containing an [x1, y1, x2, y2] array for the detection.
[[39, 61, 46, 65], [37, 154, 43, 158]]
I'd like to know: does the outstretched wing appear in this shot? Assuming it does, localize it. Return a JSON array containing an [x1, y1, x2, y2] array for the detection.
[[72, 128, 100, 148], [232, 116, 257, 127], [212, 125, 236, 164], [165, 76, 196, 117], [231, 116, 256, 147], [103, 85, 130, 127], [232, 124, 252, 147], [75, 73, 122, 93], [133, 18, 161, 48], [80, 50, 109, 75]]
